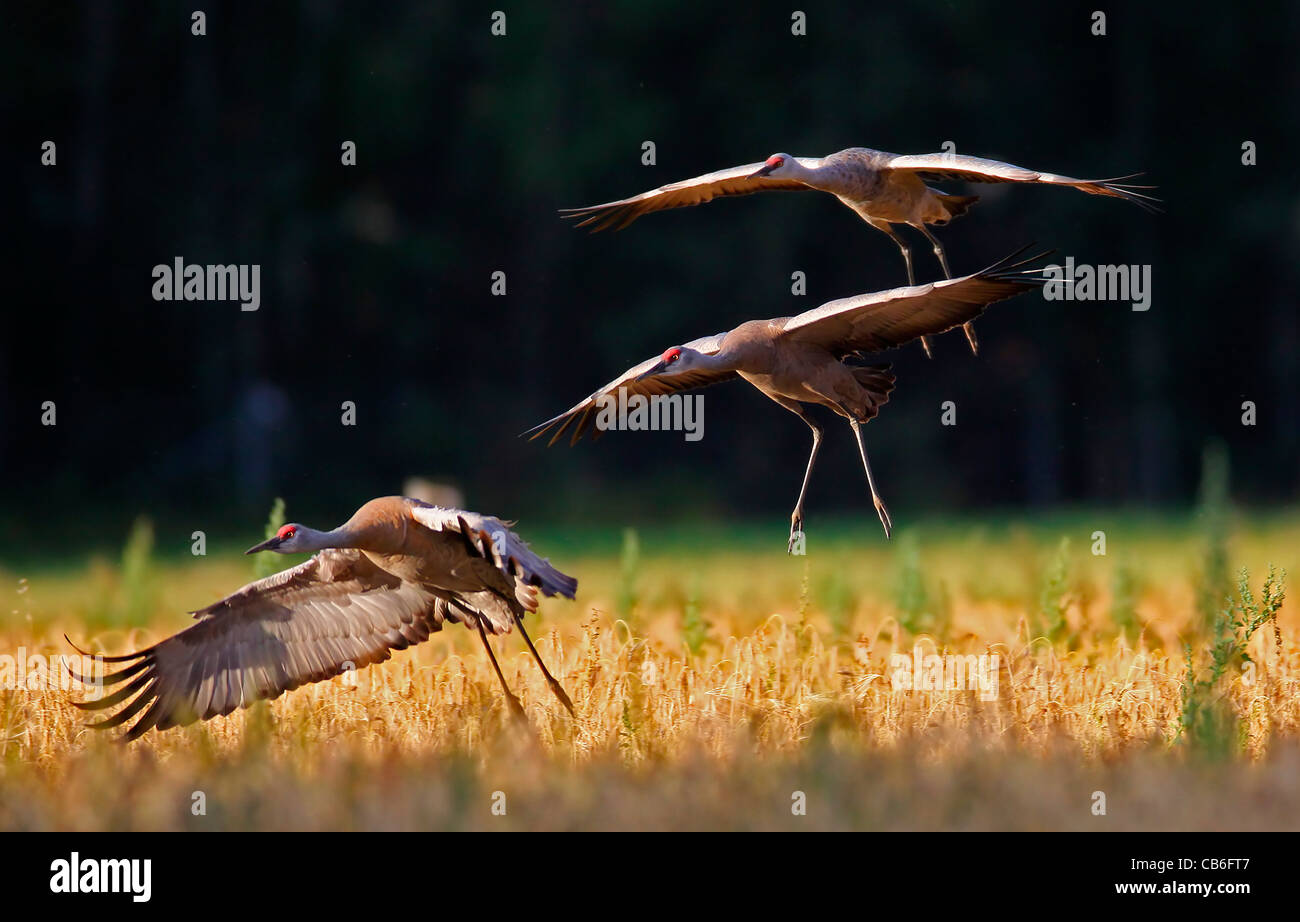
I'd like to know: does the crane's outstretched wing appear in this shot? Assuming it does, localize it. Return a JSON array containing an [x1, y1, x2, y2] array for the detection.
[[523, 332, 733, 446], [779, 248, 1049, 356], [884, 152, 1161, 212], [67, 549, 449, 741], [560, 159, 822, 232], [407, 502, 579, 603]]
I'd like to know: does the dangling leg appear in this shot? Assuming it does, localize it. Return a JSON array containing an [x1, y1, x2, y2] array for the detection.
[[916, 223, 977, 355], [847, 416, 893, 539], [763, 394, 824, 552], [869, 220, 933, 359], [915, 222, 952, 278], [512, 612, 575, 716], [788, 415, 824, 554], [475, 617, 526, 720], [875, 223, 915, 286]]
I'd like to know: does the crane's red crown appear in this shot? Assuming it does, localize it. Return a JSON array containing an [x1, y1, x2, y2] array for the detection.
[[276, 525, 297, 539], [661, 347, 682, 364], [765, 155, 784, 168]]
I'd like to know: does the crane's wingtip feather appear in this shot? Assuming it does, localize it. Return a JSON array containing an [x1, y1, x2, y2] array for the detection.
[[64, 633, 92, 656], [64, 633, 151, 663]]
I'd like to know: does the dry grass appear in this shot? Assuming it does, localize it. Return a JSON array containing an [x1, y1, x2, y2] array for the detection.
[[2, 514, 1299, 830]]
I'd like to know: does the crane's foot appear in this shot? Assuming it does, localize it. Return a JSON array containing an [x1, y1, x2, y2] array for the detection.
[[504, 691, 527, 723], [920, 335, 934, 359], [548, 678, 576, 717], [962, 322, 979, 355], [788, 514, 806, 554], [874, 495, 893, 540]]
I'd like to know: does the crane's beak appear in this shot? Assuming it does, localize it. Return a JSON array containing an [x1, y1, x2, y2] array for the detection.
[[634, 360, 667, 382], [244, 535, 281, 555], [749, 163, 776, 178]]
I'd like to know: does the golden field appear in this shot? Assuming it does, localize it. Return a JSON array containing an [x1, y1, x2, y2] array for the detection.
[[1, 511, 1298, 830]]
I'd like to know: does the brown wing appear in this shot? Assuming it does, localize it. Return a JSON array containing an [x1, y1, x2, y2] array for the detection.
[[559, 159, 820, 232], [779, 249, 1048, 356], [407, 502, 579, 604], [884, 152, 1160, 212], [522, 332, 734, 446], [69, 549, 447, 741]]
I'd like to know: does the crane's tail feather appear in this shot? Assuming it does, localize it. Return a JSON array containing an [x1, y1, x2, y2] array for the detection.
[[525, 560, 578, 600], [455, 515, 579, 602], [849, 364, 896, 422], [935, 193, 979, 222]]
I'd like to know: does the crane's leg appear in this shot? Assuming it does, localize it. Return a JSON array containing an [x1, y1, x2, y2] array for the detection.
[[765, 395, 825, 553], [868, 219, 933, 359], [475, 617, 527, 721], [788, 418, 824, 553], [868, 220, 916, 286], [915, 223, 952, 277], [847, 415, 893, 539], [916, 224, 978, 355], [512, 612, 575, 716]]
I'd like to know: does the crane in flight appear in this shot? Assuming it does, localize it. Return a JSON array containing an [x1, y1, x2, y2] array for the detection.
[[561, 147, 1156, 355], [67, 497, 578, 741], [525, 249, 1047, 550]]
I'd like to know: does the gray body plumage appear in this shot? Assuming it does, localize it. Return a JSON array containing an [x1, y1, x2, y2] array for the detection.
[[561, 146, 1157, 231], [527, 250, 1049, 546], [561, 146, 1155, 354], [69, 497, 578, 740]]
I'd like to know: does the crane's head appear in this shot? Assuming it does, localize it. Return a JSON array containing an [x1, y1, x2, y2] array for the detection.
[[245, 523, 310, 555], [750, 153, 795, 179], [635, 346, 704, 381]]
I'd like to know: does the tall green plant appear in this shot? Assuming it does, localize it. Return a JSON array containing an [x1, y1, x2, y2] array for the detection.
[[1035, 537, 1074, 646], [1109, 560, 1141, 644], [681, 575, 707, 655], [893, 532, 948, 638], [1194, 442, 1231, 634], [617, 527, 640, 621], [254, 497, 287, 579], [116, 516, 155, 626], [821, 570, 854, 639], [1178, 566, 1285, 758]]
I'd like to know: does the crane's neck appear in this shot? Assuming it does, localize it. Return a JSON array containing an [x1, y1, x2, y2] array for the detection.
[[294, 525, 359, 553], [688, 348, 739, 373], [784, 158, 857, 195], [784, 158, 819, 183], [687, 336, 767, 376]]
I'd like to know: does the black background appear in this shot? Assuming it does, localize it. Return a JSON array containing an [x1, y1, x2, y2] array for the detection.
[[4, 2, 1297, 551], [11, 831, 1271, 906]]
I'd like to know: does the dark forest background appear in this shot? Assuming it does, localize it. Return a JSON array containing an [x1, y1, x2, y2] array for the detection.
[[2, 1, 1298, 554]]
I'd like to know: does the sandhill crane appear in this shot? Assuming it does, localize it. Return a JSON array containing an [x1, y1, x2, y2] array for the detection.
[[561, 147, 1156, 355], [525, 250, 1047, 550], [67, 497, 577, 741]]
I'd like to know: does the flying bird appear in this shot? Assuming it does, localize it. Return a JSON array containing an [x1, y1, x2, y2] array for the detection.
[[525, 249, 1048, 550], [561, 147, 1156, 354], [68, 497, 577, 741]]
